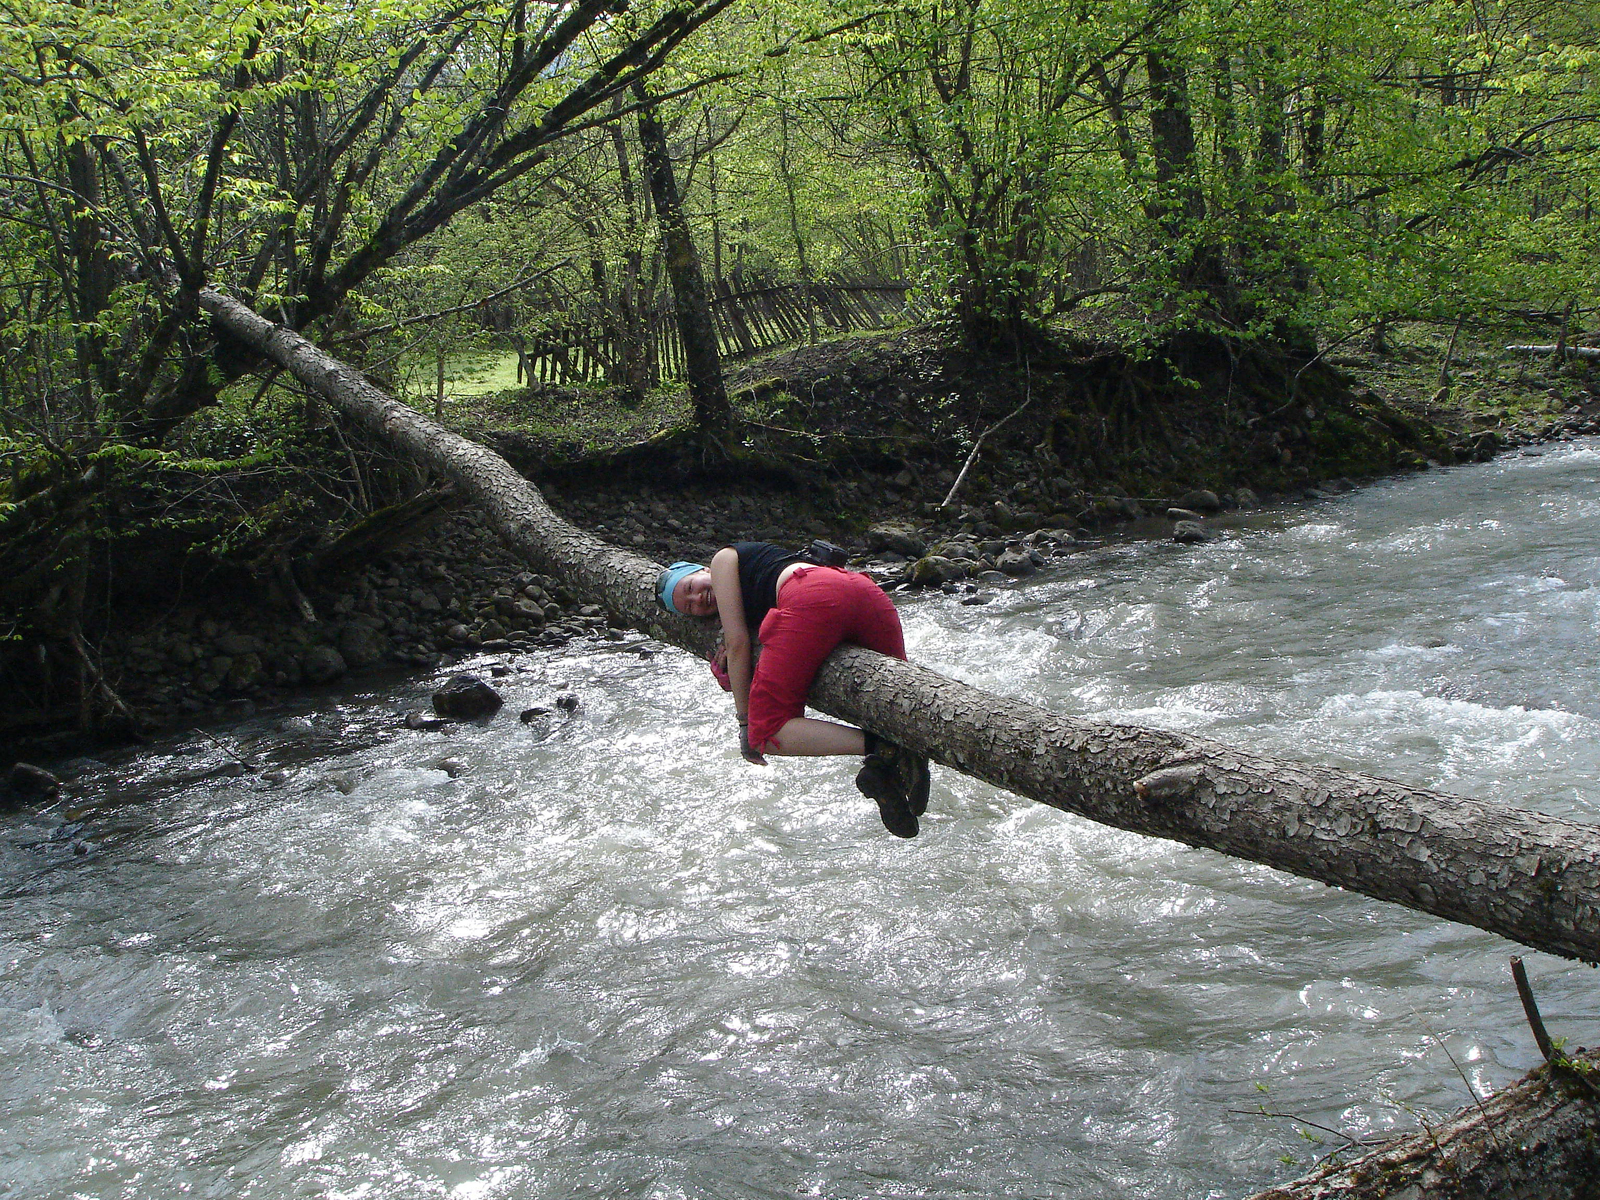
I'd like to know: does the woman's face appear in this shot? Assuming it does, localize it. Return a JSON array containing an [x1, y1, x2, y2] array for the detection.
[[673, 570, 717, 618]]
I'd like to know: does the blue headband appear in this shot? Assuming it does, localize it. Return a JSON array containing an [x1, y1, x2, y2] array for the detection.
[[655, 562, 707, 614]]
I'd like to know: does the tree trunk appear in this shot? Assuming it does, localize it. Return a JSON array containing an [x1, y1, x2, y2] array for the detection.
[[1144, 28, 1232, 320], [606, 121, 656, 399], [1244, 1049, 1600, 1199], [196, 283, 1600, 965], [778, 106, 818, 345], [633, 87, 733, 432]]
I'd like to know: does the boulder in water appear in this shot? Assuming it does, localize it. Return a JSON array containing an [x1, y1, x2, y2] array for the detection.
[[302, 646, 348, 684], [432, 674, 503, 720], [909, 555, 967, 585], [996, 548, 1038, 577], [1173, 520, 1212, 544], [867, 524, 926, 558], [1178, 489, 1221, 512], [5, 763, 60, 809]]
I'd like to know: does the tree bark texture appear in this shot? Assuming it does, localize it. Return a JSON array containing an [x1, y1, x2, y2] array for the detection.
[[197, 287, 1600, 964], [1244, 1050, 1600, 1199]]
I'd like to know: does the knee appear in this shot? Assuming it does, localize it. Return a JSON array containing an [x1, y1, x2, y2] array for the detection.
[[761, 718, 803, 755]]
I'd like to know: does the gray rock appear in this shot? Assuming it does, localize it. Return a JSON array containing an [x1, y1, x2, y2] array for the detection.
[[6, 762, 60, 807], [404, 710, 449, 730], [215, 632, 266, 656], [478, 619, 508, 641], [437, 757, 469, 778], [996, 548, 1038, 576], [1178, 489, 1222, 512], [1173, 520, 1212, 544], [960, 593, 993, 605], [302, 646, 348, 684], [866, 524, 927, 557], [1166, 507, 1205, 522], [432, 674, 503, 720], [1234, 488, 1260, 508], [908, 555, 967, 585], [339, 624, 387, 669], [226, 653, 264, 690]]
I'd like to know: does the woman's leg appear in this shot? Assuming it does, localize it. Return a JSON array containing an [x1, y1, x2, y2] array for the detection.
[[764, 717, 866, 757]]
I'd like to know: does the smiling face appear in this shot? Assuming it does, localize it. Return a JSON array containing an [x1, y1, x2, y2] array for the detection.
[[672, 569, 717, 618]]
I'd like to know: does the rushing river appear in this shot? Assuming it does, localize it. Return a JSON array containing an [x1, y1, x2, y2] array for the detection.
[[5, 444, 1600, 1200]]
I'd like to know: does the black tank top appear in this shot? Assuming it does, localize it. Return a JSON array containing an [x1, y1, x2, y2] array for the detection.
[[733, 541, 802, 637]]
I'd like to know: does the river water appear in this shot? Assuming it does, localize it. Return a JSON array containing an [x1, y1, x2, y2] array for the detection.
[[4, 443, 1599, 1199]]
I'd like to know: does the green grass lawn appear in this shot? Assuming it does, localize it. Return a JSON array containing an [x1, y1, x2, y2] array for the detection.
[[403, 350, 526, 403]]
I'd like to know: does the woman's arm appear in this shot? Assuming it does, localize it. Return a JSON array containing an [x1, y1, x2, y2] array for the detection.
[[708, 547, 764, 763], [709, 547, 751, 715]]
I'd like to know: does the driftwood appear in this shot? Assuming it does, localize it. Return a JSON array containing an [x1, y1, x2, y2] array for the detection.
[[307, 486, 463, 578], [1504, 344, 1600, 360], [1245, 1047, 1600, 1199], [197, 285, 1600, 965]]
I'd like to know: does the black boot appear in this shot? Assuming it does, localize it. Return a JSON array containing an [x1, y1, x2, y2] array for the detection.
[[863, 732, 930, 818], [856, 733, 920, 838]]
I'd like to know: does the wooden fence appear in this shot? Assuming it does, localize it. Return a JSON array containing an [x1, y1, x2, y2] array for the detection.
[[499, 273, 909, 386]]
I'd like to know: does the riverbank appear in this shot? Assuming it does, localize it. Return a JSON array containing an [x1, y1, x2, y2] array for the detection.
[[4, 322, 1596, 764]]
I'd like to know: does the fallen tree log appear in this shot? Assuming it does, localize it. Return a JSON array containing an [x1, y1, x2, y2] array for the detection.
[[1504, 344, 1600, 360], [198, 286, 1600, 963], [308, 486, 464, 578], [1244, 1047, 1600, 1199]]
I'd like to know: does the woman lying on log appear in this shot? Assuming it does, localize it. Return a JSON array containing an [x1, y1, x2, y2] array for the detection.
[[656, 542, 931, 837]]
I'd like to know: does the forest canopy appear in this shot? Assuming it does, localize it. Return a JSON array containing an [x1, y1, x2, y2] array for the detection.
[[0, 0, 1596, 717]]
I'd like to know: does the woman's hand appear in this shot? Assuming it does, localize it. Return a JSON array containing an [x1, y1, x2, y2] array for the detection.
[[738, 722, 767, 765], [708, 642, 731, 691]]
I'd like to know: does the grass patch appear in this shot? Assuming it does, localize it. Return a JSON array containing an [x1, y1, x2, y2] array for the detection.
[[444, 381, 696, 457]]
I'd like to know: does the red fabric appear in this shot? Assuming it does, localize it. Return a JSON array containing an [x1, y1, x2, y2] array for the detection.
[[745, 567, 905, 751]]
